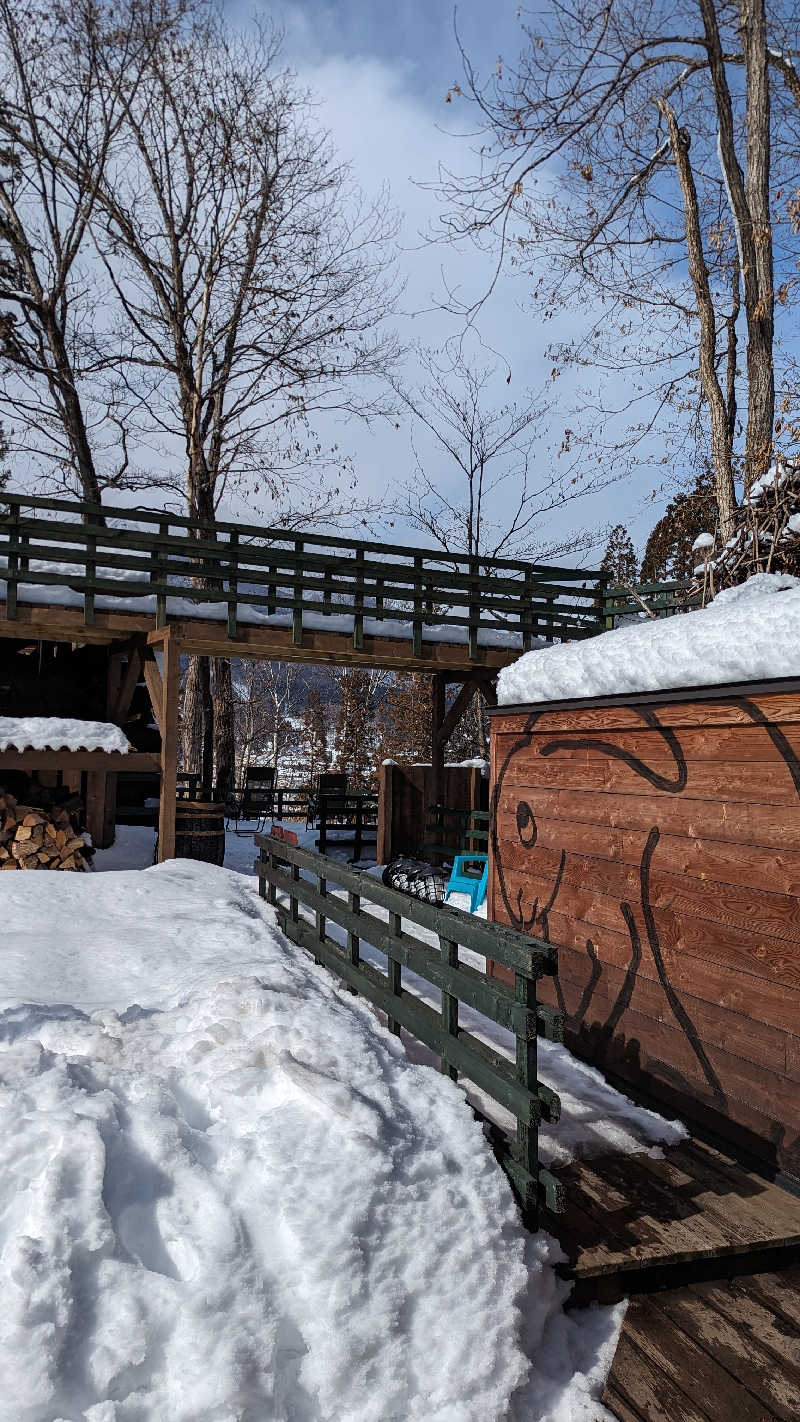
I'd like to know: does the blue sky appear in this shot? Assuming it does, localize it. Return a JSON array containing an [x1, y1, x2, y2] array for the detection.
[[219, 1, 681, 563]]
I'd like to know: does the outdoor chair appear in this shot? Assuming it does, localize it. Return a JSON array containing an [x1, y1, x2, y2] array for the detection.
[[307, 771, 348, 826], [444, 853, 489, 913], [227, 766, 276, 835]]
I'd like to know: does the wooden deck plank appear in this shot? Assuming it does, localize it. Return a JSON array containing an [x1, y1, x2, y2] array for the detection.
[[655, 1285, 800, 1421], [551, 1139, 800, 1296], [607, 1293, 779, 1422], [604, 1332, 713, 1422]]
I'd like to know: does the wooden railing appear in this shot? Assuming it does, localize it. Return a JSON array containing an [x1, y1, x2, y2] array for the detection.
[[600, 577, 698, 626], [316, 791, 378, 859], [0, 493, 605, 652], [255, 832, 564, 1226]]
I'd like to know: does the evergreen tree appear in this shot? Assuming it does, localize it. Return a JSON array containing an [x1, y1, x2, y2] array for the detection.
[[376, 674, 431, 765], [641, 469, 717, 583], [600, 524, 638, 586], [334, 668, 378, 787], [301, 685, 330, 785]]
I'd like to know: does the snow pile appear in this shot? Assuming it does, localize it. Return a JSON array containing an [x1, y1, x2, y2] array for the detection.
[[498, 573, 800, 705], [0, 861, 620, 1422], [0, 716, 132, 754]]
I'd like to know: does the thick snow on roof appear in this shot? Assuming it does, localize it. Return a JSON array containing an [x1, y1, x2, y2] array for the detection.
[[0, 860, 625, 1421], [0, 715, 132, 753], [498, 573, 800, 706]]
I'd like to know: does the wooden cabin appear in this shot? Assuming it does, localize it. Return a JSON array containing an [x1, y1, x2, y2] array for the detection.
[[488, 678, 800, 1183]]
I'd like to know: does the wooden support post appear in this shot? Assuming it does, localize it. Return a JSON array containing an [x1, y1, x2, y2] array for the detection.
[[430, 673, 446, 810], [156, 629, 179, 862], [142, 649, 164, 735]]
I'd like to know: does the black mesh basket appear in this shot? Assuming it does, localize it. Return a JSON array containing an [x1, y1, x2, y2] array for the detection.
[[382, 858, 447, 904]]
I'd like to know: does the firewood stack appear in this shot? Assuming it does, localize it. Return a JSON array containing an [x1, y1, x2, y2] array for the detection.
[[0, 789, 91, 870]]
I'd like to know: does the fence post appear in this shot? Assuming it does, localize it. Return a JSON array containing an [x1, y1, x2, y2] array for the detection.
[[293, 539, 303, 645], [85, 530, 96, 626], [353, 548, 364, 650], [227, 529, 239, 639], [4, 497, 20, 620], [315, 872, 326, 965], [387, 911, 402, 1035], [439, 936, 459, 1081], [514, 965, 540, 1230], [413, 554, 423, 658]]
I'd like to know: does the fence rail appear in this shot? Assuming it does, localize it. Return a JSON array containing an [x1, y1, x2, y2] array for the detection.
[[0, 492, 606, 653], [600, 578, 698, 625], [255, 832, 564, 1225]]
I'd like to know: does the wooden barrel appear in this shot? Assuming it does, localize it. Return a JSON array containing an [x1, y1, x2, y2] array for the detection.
[[174, 800, 225, 866]]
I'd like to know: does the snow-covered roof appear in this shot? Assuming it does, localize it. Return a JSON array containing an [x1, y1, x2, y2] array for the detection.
[[0, 716, 132, 753], [497, 573, 800, 706]]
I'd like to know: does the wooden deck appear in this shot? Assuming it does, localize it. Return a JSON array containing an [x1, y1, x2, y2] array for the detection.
[[604, 1267, 800, 1421], [546, 1137, 800, 1421]]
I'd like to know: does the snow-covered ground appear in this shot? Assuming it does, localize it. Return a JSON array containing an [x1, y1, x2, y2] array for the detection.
[[0, 851, 638, 1421], [498, 572, 800, 704]]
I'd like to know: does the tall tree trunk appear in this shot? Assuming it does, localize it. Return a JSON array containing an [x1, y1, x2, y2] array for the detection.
[[739, 0, 774, 490], [659, 100, 738, 541], [182, 654, 214, 789], [213, 657, 235, 798]]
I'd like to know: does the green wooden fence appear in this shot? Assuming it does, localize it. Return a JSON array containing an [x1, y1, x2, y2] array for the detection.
[[0, 492, 607, 653], [255, 832, 564, 1227]]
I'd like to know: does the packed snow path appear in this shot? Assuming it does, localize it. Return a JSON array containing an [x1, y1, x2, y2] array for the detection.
[[0, 862, 623, 1421]]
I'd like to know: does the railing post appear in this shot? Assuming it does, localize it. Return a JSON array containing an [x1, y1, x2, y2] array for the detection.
[[315, 872, 327, 965], [151, 520, 169, 628], [412, 553, 423, 659], [291, 863, 300, 924], [84, 530, 97, 626], [468, 556, 479, 661], [353, 547, 365, 650], [227, 529, 238, 639], [292, 539, 303, 645], [4, 496, 20, 620], [522, 568, 536, 652], [514, 965, 540, 1229], [439, 935, 459, 1081], [387, 910, 402, 1035], [347, 891, 360, 995]]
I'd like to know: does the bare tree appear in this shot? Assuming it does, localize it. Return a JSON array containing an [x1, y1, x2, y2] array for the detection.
[[0, 0, 172, 499], [76, 6, 400, 786], [438, 0, 800, 539], [392, 346, 604, 559]]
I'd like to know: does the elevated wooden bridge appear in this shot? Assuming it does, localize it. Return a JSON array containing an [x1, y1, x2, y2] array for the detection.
[[0, 492, 609, 670], [0, 492, 689, 857]]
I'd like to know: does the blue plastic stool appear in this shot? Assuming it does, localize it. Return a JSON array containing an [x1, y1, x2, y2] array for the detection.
[[445, 853, 489, 913]]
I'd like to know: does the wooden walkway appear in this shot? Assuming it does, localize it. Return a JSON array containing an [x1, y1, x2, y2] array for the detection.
[[546, 1137, 800, 1421]]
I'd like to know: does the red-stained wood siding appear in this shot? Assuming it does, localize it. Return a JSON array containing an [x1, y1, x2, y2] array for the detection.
[[488, 688, 800, 1179]]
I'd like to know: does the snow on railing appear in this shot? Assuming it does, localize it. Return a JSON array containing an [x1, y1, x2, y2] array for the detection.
[[0, 492, 605, 654]]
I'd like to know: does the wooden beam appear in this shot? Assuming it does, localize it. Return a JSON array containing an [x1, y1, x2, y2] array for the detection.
[[0, 601, 517, 675], [110, 645, 143, 725], [0, 750, 159, 772], [436, 679, 478, 749], [142, 649, 164, 735], [157, 630, 179, 862], [430, 673, 447, 809]]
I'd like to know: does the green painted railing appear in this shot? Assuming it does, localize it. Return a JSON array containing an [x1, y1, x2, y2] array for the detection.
[[0, 492, 606, 653], [600, 578, 698, 625], [255, 832, 564, 1227]]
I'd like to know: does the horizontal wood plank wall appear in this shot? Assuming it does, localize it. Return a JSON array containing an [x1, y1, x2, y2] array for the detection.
[[488, 692, 800, 1179]]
